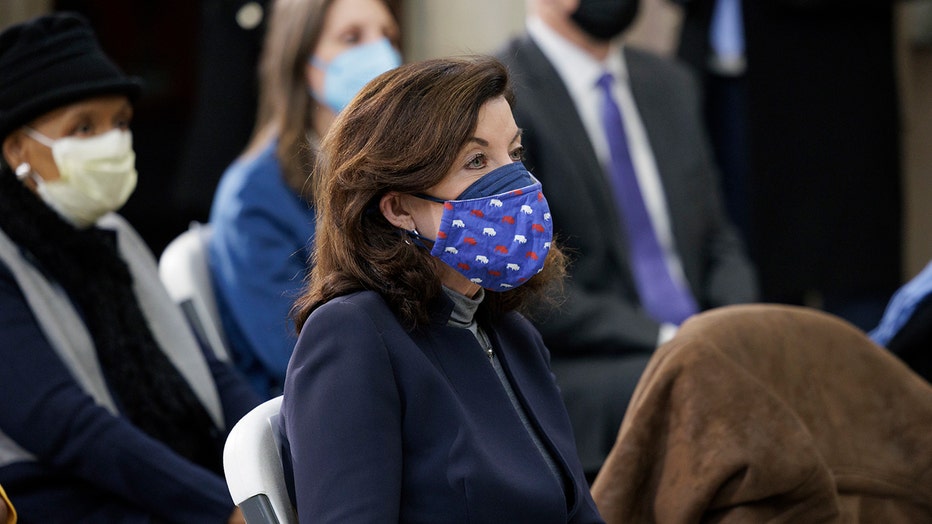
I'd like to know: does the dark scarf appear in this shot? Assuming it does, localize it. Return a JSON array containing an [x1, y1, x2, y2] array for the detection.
[[0, 168, 224, 474]]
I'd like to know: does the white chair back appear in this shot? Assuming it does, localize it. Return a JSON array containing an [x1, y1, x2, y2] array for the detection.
[[223, 395, 297, 524], [158, 221, 230, 361]]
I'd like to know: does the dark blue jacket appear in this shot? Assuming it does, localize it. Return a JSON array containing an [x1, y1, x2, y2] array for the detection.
[[281, 290, 605, 523], [209, 139, 317, 398], [0, 259, 259, 523]]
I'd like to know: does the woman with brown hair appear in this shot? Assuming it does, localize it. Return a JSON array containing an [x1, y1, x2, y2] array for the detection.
[[208, 0, 402, 398], [281, 56, 604, 523]]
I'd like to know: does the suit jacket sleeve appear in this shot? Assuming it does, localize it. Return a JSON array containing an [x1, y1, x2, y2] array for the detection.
[[203, 345, 262, 433]]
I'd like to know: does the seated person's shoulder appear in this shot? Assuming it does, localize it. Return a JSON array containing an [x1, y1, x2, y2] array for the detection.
[[214, 141, 285, 200], [306, 291, 393, 328], [625, 45, 696, 83]]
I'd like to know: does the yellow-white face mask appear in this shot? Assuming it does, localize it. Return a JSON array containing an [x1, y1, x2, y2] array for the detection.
[[21, 127, 138, 228]]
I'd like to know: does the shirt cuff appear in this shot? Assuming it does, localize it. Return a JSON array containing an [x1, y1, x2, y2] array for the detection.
[[658, 323, 678, 346]]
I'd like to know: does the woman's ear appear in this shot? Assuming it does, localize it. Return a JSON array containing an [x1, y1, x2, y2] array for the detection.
[[2, 131, 25, 168], [379, 191, 415, 230]]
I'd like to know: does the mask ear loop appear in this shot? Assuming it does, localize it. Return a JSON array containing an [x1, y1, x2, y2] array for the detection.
[[13, 127, 54, 183], [403, 227, 434, 250], [401, 228, 417, 246], [23, 127, 55, 148]]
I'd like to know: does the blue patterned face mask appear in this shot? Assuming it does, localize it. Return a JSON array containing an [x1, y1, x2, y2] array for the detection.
[[310, 37, 402, 114], [411, 162, 554, 291]]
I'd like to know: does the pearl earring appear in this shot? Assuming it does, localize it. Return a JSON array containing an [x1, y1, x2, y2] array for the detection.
[[14, 162, 31, 181]]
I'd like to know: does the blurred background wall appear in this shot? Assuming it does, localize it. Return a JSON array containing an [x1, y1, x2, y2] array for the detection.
[[0, 0, 50, 23], [401, 0, 526, 60]]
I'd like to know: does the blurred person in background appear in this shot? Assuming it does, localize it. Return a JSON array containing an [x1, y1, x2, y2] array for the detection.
[[174, 0, 271, 226], [741, 0, 902, 331], [0, 13, 258, 522], [672, 0, 750, 243], [208, 0, 402, 398], [496, 0, 758, 477]]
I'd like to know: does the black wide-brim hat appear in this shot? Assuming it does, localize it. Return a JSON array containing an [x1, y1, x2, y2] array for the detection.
[[0, 12, 143, 141]]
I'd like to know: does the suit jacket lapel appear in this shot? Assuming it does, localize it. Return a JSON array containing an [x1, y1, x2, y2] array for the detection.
[[625, 47, 673, 206]]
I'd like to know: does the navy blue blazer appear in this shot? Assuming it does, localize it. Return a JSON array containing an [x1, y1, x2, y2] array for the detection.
[[281, 291, 604, 523]]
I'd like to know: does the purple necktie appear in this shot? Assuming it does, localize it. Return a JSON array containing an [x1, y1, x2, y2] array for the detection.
[[597, 72, 698, 325]]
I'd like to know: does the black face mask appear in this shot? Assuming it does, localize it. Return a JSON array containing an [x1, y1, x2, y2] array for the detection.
[[571, 0, 640, 42]]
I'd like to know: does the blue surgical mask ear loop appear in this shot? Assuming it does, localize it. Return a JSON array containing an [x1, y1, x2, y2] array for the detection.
[[401, 192, 445, 249], [405, 228, 434, 250]]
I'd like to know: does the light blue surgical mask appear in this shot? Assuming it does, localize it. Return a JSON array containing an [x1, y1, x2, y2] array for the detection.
[[310, 37, 402, 113]]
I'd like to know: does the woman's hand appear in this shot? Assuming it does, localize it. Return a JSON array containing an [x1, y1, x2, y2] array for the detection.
[[228, 507, 245, 524]]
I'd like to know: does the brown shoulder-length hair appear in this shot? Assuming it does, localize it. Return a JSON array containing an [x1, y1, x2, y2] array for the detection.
[[248, 0, 399, 201], [292, 56, 567, 331]]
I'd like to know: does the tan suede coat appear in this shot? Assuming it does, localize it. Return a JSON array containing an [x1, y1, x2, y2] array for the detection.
[[591, 304, 932, 523]]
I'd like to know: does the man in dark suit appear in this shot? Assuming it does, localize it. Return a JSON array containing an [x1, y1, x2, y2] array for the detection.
[[631, 1, 901, 335], [673, 0, 750, 243], [740, 1, 902, 331], [496, 0, 758, 476], [173, 0, 270, 227]]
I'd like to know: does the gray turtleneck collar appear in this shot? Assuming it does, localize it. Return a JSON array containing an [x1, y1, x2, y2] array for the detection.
[[443, 286, 485, 330]]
